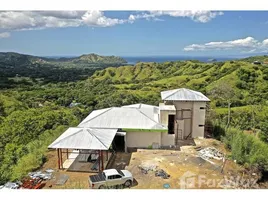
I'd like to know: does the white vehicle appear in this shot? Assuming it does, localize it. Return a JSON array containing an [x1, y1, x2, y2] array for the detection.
[[89, 169, 133, 189]]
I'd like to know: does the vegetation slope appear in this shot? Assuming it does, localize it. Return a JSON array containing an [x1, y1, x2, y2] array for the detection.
[[0, 53, 268, 184]]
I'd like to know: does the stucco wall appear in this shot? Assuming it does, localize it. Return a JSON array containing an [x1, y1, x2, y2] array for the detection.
[[192, 102, 206, 138], [160, 110, 176, 126], [161, 132, 175, 146], [125, 131, 161, 148], [168, 101, 193, 137]]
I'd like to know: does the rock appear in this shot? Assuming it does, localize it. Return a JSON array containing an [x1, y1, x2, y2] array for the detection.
[[155, 169, 170, 179]]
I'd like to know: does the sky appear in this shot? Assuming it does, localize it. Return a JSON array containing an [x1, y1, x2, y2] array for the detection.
[[0, 11, 268, 57]]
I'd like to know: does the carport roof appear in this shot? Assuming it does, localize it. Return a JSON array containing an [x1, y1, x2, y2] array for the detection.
[[48, 127, 118, 150]]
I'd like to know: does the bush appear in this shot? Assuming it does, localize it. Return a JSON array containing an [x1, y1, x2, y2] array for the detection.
[[222, 127, 268, 171]]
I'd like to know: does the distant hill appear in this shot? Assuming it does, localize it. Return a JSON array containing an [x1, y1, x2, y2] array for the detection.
[[0, 52, 48, 66], [0, 52, 127, 67], [71, 53, 127, 64], [239, 55, 268, 63], [0, 52, 128, 84], [91, 59, 268, 107]]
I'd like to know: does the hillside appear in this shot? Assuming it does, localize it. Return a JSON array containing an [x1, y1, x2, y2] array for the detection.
[[71, 53, 127, 64], [91, 60, 268, 106], [0, 52, 128, 86], [240, 55, 268, 63], [0, 52, 127, 66], [1, 54, 268, 184]]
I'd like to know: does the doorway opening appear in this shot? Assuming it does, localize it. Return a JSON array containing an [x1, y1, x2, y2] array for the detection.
[[112, 135, 125, 152]]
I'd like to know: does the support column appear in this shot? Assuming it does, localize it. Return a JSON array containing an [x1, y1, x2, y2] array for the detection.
[[57, 149, 60, 169], [60, 149, 63, 169], [101, 150, 104, 171], [106, 150, 108, 161], [67, 149, 69, 159], [98, 150, 101, 172]]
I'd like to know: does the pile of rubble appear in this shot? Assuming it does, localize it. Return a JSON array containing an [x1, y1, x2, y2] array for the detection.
[[198, 147, 224, 161], [28, 169, 54, 180], [138, 163, 158, 174], [0, 182, 21, 189], [155, 169, 170, 179], [0, 168, 54, 190]]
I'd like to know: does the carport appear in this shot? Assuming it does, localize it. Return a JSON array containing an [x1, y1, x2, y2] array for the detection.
[[48, 127, 118, 172]]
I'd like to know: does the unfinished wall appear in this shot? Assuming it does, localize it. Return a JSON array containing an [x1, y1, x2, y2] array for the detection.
[[192, 102, 206, 138], [160, 110, 176, 126], [125, 131, 161, 148], [161, 132, 175, 146], [168, 101, 193, 138]]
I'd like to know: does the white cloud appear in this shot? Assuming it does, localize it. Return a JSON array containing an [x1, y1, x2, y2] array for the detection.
[[0, 11, 82, 30], [0, 32, 10, 38], [129, 10, 223, 23], [0, 10, 223, 32], [262, 39, 268, 47], [82, 11, 126, 27], [183, 37, 268, 52], [0, 11, 126, 30]]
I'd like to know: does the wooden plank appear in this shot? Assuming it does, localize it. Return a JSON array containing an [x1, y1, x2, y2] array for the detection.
[[98, 150, 101, 172], [57, 149, 60, 169], [60, 149, 63, 169], [101, 150, 104, 171]]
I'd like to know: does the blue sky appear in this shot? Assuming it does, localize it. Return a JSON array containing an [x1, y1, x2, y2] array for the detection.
[[0, 11, 268, 56]]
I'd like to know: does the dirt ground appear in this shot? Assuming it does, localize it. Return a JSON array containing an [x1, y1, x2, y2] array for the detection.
[[39, 138, 261, 189]]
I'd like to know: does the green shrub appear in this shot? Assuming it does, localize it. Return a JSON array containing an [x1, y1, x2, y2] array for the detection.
[[222, 127, 268, 171]]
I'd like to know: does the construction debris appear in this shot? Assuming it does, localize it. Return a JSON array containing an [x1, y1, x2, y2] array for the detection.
[[21, 177, 46, 189], [55, 174, 69, 185], [198, 147, 224, 160], [28, 170, 53, 180], [138, 163, 158, 174], [155, 169, 170, 179], [0, 182, 20, 189]]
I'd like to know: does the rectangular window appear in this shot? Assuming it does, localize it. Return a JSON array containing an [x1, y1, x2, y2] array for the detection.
[[168, 115, 175, 134], [199, 125, 204, 127], [114, 175, 122, 179], [200, 107, 205, 110]]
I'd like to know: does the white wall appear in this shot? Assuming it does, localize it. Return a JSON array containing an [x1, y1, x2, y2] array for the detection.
[[192, 102, 206, 138], [164, 101, 207, 139], [169, 101, 193, 137], [160, 110, 176, 126], [125, 131, 161, 148], [161, 132, 175, 146]]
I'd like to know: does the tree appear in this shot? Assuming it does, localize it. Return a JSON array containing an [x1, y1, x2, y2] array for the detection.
[[208, 81, 235, 129]]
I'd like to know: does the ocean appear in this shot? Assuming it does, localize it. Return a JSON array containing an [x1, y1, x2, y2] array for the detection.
[[121, 56, 240, 65]]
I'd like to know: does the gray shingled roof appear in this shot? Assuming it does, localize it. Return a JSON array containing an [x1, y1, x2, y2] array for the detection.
[[161, 88, 210, 102]]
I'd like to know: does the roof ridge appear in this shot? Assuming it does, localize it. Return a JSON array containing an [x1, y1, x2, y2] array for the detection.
[[86, 129, 109, 149], [49, 128, 84, 147], [136, 108, 164, 128], [162, 88, 180, 100], [79, 107, 114, 127], [188, 89, 209, 100]]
